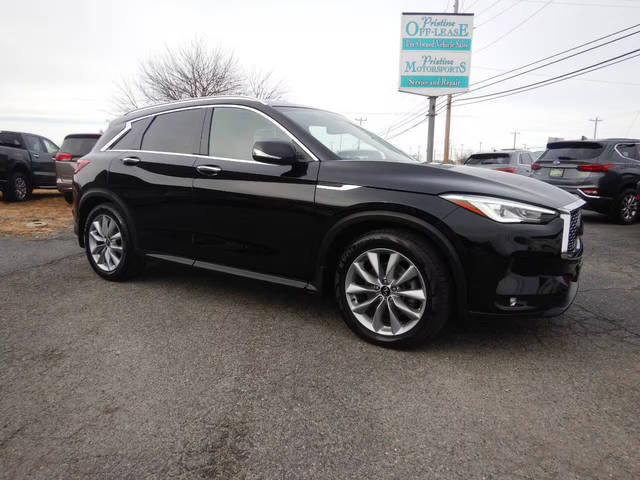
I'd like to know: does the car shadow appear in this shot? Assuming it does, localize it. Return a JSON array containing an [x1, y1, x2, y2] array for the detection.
[[135, 258, 562, 352]]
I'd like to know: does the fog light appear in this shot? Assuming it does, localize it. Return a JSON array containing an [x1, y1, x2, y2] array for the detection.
[[509, 297, 517, 307]]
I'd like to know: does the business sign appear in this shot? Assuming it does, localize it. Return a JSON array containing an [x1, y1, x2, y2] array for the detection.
[[399, 12, 474, 97]]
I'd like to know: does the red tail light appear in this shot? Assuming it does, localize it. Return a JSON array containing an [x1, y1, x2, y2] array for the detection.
[[56, 152, 72, 161], [74, 160, 90, 174], [495, 167, 516, 173], [531, 163, 542, 170], [579, 187, 599, 196], [577, 163, 615, 172]]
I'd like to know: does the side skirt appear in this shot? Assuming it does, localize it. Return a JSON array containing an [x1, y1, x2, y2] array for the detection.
[[145, 253, 314, 291]]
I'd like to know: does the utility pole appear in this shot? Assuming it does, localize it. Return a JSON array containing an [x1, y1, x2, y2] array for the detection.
[[355, 117, 367, 150], [426, 96, 437, 163], [479, 141, 483, 152], [511, 130, 520, 149], [442, 0, 459, 164], [589, 116, 603, 139]]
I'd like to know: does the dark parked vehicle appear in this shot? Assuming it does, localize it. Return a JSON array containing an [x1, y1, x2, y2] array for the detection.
[[531, 139, 640, 224], [465, 150, 536, 176], [56, 133, 101, 202], [0, 130, 59, 201], [73, 97, 585, 345]]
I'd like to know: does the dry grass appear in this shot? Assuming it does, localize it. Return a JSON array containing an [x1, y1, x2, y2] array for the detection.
[[0, 190, 73, 236]]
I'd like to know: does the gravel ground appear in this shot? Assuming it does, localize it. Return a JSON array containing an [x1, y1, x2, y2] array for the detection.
[[0, 212, 638, 479]]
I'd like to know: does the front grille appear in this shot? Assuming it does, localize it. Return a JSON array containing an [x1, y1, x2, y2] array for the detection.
[[567, 209, 582, 255]]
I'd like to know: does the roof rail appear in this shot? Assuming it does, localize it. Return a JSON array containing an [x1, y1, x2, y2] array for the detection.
[[125, 95, 265, 116]]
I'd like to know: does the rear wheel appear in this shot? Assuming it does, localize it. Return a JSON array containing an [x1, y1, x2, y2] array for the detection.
[[3, 171, 32, 202], [334, 229, 453, 346], [84, 203, 144, 280], [609, 189, 638, 224]]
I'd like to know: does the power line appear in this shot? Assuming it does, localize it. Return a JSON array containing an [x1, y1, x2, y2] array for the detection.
[[388, 50, 640, 139], [474, 0, 554, 54], [437, 51, 640, 111], [520, 0, 640, 7], [475, 1, 522, 28], [382, 24, 640, 136], [475, 0, 505, 17]]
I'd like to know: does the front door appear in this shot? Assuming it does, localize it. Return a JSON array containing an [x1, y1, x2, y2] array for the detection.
[[192, 105, 319, 283], [23, 134, 56, 187]]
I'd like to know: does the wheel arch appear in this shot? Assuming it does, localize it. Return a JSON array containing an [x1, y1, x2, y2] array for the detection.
[[313, 210, 468, 319], [77, 188, 140, 252]]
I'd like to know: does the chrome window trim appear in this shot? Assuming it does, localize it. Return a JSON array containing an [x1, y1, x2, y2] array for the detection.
[[108, 149, 277, 166], [125, 95, 264, 115], [558, 198, 585, 213], [614, 142, 640, 161], [101, 103, 319, 162]]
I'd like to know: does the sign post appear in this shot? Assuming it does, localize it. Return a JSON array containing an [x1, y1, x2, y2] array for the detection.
[[399, 12, 474, 162]]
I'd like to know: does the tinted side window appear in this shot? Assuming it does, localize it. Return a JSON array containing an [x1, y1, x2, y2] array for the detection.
[[616, 143, 640, 161], [519, 153, 531, 164], [112, 117, 153, 150], [42, 138, 59, 154], [24, 134, 44, 152], [0, 132, 23, 148], [141, 109, 205, 154], [210, 107, 291, 161]]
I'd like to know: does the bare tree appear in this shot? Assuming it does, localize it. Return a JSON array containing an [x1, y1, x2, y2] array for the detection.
[[110, 38, 288, 114], [244, 68, 288, 102]]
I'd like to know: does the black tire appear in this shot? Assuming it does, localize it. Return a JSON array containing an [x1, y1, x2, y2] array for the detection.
[[609, 189, 638, 224], [3, 170, 32, 202], [334, 229, 453, 347], [83, 203, 144, 281], [63, 191, 73, 204]]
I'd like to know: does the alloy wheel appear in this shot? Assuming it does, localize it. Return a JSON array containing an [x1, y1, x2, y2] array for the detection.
[[344, 248, 427, 336], [88, 214, 123, 272], [14, 176, 27, 200], [621, 193, 638, 222]]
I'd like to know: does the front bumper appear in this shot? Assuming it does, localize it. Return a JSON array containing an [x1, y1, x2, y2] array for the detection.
[[445, 205, 583, 318]]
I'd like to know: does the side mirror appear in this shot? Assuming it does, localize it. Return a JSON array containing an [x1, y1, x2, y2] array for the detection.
[[252, 141, 297, 165]]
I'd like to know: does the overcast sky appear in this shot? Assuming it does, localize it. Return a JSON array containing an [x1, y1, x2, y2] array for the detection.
[[1, 0, 639, 158]]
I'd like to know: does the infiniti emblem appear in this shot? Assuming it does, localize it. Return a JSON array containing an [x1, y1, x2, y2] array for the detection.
[[381, 286, 391, 297]]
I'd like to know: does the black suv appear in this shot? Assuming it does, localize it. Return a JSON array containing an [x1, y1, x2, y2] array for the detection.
[[73, 97, 585, 345], [531, 139, 640, 224]]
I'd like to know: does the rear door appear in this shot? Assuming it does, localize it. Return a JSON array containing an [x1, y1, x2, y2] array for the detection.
[[192, 105, 319, 283], [23, 134, 56, 187], [108, 107, 206, 258]]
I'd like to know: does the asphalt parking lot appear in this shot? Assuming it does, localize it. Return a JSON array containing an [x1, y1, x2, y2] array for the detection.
[[1, 211, 638, 479]]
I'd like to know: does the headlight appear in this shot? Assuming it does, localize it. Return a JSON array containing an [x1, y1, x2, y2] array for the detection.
[[441, 194, 557, 224]]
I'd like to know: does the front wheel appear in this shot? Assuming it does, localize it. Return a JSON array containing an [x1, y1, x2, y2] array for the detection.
[[3, 171, 32, 201], [609, 189, 638, 224], [334, 230, 453, 346], [84, 203, 144, 281]]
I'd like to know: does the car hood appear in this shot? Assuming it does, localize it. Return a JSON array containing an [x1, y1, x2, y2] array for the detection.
[[318, 160, 580, 210]]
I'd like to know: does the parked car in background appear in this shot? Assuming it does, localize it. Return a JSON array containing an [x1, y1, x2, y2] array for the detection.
[[531, 139, 640, 224], [73, 96, 585, 346], [0, 130, 59, 201], [464, 150, 536, 176], [55, 133, 101, 202]]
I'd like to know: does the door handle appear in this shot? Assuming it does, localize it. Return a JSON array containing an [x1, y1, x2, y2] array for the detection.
[[196, 165, 222, 176], [33, 153, 39, 158], [121, 157, 140, 166]]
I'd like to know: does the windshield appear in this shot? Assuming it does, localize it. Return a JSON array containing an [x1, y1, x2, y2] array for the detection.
[[275, 107, 415, 162]]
